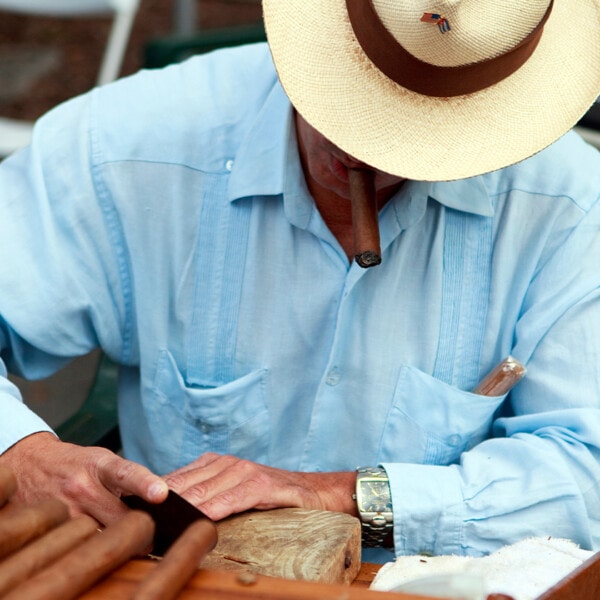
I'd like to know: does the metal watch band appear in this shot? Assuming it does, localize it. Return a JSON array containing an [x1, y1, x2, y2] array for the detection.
[[355, 466, 393, 548], [361, 517, 393, 547]]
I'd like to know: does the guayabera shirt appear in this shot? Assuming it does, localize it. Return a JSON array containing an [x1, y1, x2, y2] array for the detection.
[[1, 43, 600, 562]]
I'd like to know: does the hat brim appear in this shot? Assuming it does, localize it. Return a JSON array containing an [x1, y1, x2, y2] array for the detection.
[[263, 0, 600, 181]]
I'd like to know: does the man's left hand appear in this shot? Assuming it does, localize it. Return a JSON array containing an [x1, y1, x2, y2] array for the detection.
[[164, 452, 357, 520]]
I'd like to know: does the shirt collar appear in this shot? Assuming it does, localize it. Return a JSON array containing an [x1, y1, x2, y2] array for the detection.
[[427, 177, 494, 217], [227, 83, 291, 202], [228, 82, 494, 221]]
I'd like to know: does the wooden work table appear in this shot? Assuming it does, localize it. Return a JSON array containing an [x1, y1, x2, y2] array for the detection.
[[81, 560, 414, 599], [1, 466, 599, 600], [81, 550, 600, 600]]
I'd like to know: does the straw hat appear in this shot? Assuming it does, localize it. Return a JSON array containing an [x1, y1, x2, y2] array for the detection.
[[262, 0, 600, 181]]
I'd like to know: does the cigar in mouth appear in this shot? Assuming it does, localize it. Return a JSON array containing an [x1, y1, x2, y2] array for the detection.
[[348, 168, 381, 268]]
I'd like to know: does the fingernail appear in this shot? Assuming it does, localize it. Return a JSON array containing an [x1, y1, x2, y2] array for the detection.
[[148, 480, 168, 500]]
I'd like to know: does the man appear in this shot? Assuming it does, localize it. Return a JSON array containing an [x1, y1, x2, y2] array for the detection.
[[1, 0, 600, 564]]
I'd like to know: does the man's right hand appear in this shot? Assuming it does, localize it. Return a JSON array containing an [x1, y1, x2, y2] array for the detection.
[[0, 432, 168, 526]]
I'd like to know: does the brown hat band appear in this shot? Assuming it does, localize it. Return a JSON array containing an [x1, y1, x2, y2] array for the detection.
[[346, 0, 553, 97]]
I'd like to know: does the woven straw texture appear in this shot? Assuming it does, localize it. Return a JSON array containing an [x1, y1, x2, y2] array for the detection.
[[263, 0, 600, 181]]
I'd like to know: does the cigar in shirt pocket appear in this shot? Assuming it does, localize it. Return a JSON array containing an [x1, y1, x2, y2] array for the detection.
[[472, 356, 527, 396]]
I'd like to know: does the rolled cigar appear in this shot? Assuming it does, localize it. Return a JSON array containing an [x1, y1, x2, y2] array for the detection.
[[348, 167, 381, 268], [0, 466, 16, 508], [0, 514, 98, 596], [3, 510, 155, 600], [472, 356, 526, 396], [0, 497, 69, 560], [131, 518, 218, 600]]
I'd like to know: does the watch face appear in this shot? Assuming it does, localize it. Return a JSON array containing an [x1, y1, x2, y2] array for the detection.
[[358, 478, 392, 513]]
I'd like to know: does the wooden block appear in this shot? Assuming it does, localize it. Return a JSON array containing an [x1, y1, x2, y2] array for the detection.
[[202, 508, 361, 584]]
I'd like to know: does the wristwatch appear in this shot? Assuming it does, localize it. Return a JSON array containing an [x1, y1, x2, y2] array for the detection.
[[354, 466, 393, 547]]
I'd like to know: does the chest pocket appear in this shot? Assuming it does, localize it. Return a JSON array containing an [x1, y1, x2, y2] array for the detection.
[[378, 207, 498, 465], [152, 350, 269, 468], [379, 365, 505, 465], [149, 180, 271, 469]]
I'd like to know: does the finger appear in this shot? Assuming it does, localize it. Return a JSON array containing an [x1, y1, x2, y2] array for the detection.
[[96, 455, 169, 505], [164, 453, 236, 494], [195, 477, 274, 520], [68, 484, 129, 527], [174, 459, 282, 519], [165, 452, 224, 480]]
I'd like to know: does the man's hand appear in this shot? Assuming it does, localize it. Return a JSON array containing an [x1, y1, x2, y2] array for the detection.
[[0, 432, 168, 525], [164, 452, 358, 521]]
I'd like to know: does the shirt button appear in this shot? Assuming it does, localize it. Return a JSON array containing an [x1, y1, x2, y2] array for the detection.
[[225, 159, 234, 171], [448, 434, 462, 446], [326, 367, 341, 386]]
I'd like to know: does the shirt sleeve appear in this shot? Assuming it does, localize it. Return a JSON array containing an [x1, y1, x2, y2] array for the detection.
[[0, 360, 55, 453], [0, 92, 130, 453], [384, 188, 600, 557]]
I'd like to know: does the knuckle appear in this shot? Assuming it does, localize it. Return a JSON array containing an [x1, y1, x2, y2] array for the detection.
[[62, 472, 93, 502], [185, 483, 209, 504], [195, 451, 221, 467], [251, 470, 272, 487], [231, 457, 257, 477], [112, 461, 137, 484], [200, 489, 244, 521], [164, 473, 185, 491], [92, 448, 118, 472], [216, 488, 239, 508]]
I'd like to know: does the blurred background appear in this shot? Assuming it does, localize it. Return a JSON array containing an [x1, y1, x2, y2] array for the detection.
[[0, 0, 263, 123]]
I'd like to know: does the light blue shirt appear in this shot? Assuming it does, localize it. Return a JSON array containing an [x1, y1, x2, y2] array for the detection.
[[2, 43, 600, 562]]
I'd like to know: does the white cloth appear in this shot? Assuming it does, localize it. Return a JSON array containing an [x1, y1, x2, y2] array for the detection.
[[371, 537, 595, 600]]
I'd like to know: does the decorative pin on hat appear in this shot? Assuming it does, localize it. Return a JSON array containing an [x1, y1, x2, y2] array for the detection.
[[420, 12, 451, 33]]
